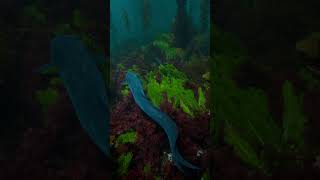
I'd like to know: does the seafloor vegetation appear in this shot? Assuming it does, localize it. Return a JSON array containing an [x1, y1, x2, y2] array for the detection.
[[109, 53, 210, 179]]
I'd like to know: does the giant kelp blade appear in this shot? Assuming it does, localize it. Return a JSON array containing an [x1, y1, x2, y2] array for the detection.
[[50, 36, 110, 156], [125, 72, 200, 173]]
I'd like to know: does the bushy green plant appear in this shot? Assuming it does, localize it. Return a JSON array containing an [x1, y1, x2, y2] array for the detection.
[[145, 64, 207, 117], [200, 171, 210, 180], [163, 76, 198, 116], [152, 40, 177, 61], [158, 64, 186, 80], [157, 33, 175, 44], [121, 85, 130, 97], [225, 123, 265, 169], [116, 131, 137, 145], [198, 87, 206, 108], [153, 40, 170, 51], [143, 164, 151, 174], [117, 152, 133, 176], [152, 34, 184, 61], [117, 63, 125, 71], [165, 48, 179, 61], [146, 75, 163, 106]]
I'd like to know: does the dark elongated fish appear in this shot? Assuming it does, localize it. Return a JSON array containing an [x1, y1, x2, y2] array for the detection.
[[40, 35, 110, 156], [125, 71, 200, 173]]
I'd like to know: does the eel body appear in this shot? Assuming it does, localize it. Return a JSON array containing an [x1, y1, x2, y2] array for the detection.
[[125, 71, 200, 172], [50, 35, 110, 156]]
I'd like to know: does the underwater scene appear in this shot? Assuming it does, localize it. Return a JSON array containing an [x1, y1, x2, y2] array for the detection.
[[0, 0, 320, 179], [109, 0, 210, 179]]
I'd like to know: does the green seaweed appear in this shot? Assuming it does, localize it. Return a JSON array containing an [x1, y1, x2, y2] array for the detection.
[[146, 75, 163, 106], [198, 87, 206, 109], [212, 54, 275, 170], [116, 131, 137, 145], [156, 33, 175, 45], [152, 34, 184, 61], [117, 152, 133, 176], [145, 64, 207, 117], [200, 171, 210, 180], [117, 63, 125, 71], [121, 85, 130, 97], [143, 164, 152, 174], [225, 122, 265, 169], [158, 64, 186, 80]]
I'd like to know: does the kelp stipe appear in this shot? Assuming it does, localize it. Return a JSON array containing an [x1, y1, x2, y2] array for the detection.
[[125, 72, 200, 174], [49, 35, 110, 156]]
